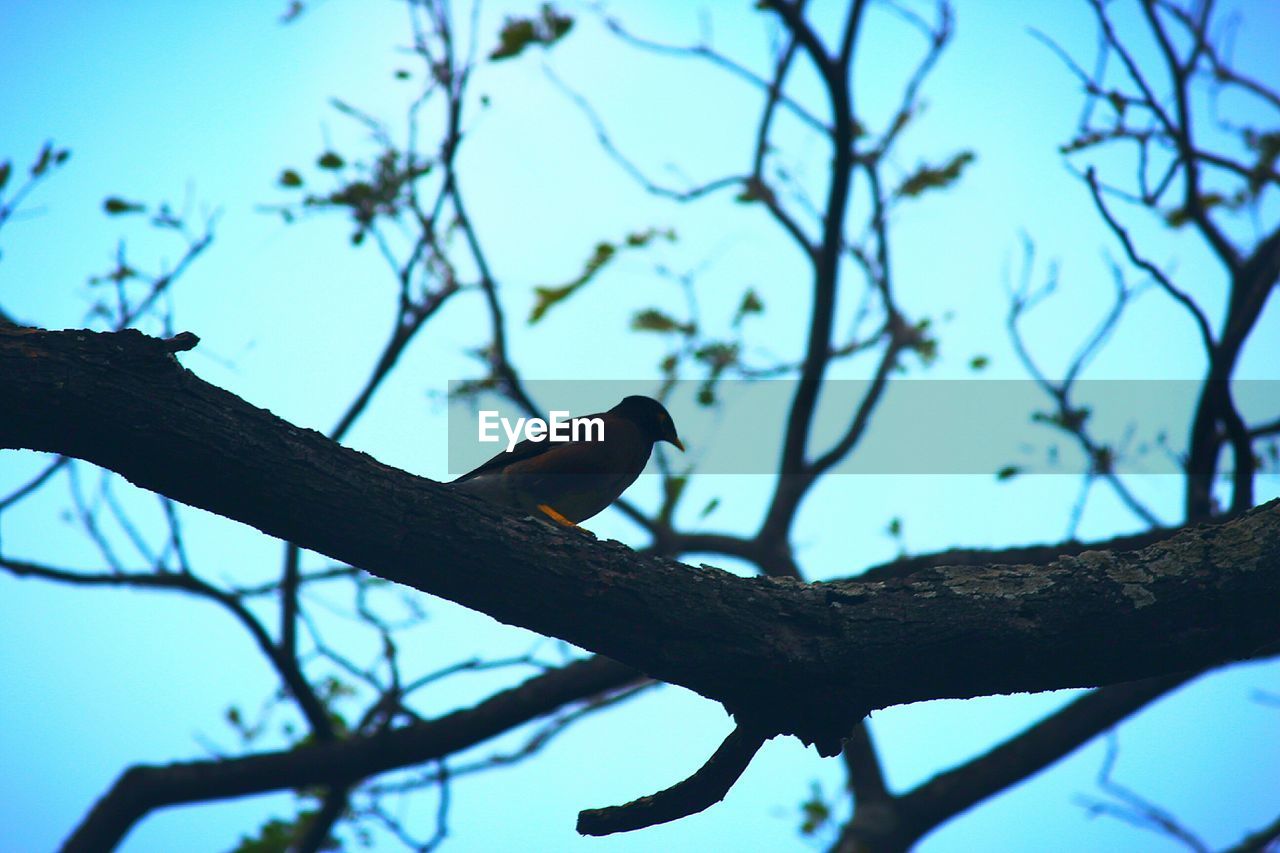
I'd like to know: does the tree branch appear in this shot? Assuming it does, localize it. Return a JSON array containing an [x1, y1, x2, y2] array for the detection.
[[576, 725, 768, 835], [6, 327, 1279, 778], [63, 655, 640, 851]]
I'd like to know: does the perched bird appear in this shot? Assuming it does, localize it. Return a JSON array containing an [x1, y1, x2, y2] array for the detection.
[[453, 395, 684, 525]]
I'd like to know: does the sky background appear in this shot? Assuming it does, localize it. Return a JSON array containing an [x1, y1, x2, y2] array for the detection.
[[1, 0, 1278, 851]]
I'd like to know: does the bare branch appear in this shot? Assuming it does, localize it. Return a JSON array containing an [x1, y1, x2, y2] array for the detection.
[[577, 725, 768, 835]]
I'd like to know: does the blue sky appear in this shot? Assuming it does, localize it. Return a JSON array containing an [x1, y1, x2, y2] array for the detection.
[[2, 0, 1279, 850]]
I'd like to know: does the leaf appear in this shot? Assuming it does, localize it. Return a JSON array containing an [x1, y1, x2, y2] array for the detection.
[[30, 141, 53, 176], [625, 227, 675, 247], [231, 810, 337, 853], [490, 4, 574, 61], [694, 341, 740, 370], [317, 151, 344, 170], [632, 308, 694, 335], [732, 288, 764, 326], [735, 176, 775, 205], [529, 226, 673, 324], [529, 241, 613, 322], [699, 497, 720, 519], [886, 516, 902, 537], [102, 197, 145, 215], [969, 354, 989, 371], [897, 151, 975, 198], [278, 169, 304, 188], [1058, 406, 1091, 431], [799, 782, 831, 836], [491, 19, 537, 60], [529, 283, 578, 323], [662, 475, 687, 512], [0, 161, 11, 193], [996, 465, 1021, 481], [899, 318, 937, 364], [1163, 192, 1228, 228]]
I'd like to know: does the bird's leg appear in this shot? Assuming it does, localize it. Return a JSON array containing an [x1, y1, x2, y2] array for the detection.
[[536, 503, 580, 528]]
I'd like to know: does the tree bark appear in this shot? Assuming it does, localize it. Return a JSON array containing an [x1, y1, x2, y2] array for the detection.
[[4, 326, 1278, 757]]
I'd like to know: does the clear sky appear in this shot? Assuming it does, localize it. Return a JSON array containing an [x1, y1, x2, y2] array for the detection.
[[2, 1, 1278, 851]]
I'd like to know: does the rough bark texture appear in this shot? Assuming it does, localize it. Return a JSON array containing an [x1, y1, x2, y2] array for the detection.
[[4, 327, 1279, 758]]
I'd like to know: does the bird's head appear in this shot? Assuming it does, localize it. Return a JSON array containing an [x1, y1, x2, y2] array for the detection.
[[614, 395, 685, 452]]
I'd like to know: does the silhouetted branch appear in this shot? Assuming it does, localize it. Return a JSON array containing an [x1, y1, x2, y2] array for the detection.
[[576, 725, 768, 835], [63, 655, 640, 850]]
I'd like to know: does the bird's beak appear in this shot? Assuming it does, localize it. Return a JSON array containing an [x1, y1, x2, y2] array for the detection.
[[670, 436, 685, 452]]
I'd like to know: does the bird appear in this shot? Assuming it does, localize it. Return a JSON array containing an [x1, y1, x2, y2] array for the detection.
[[452, 395, 684, 526]]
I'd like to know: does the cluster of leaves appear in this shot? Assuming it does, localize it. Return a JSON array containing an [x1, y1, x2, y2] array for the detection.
[[276, 144, 431, 245], [490, 4, 573, 62], [529, 227, 676, 323], [798, 781, 833, 837], [231, 808, 341, 853], [894, 315, 939, 366], [636, 287, 765, 406], [896, 150, 975, 198], [26, 140, 71, 179], [0, 141, 72, 252]]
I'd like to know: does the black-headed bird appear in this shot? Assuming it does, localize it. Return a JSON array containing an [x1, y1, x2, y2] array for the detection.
[[452, 395, 684, 525]]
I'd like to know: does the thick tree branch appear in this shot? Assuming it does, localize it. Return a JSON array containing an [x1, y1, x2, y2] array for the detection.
[[5, 327, 1279, 758], [63, 656, 639, 851]]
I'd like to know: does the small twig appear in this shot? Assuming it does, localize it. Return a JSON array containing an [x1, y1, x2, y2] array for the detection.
[[576, 724, 769, 836]]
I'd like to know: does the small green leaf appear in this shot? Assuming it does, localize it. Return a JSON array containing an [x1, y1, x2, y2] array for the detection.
[[799, 782, 831, 836], [632, 308, 694, 335], [30, 142, 53, 177], [0, 161, 12, 192], [693, 342, 740, 369], [969, 354, 989, 371], [317, 151, 344, 170], [897, 151, 975, 198], [735, 176, 775, 204], [699, 497, 720, 519], [529, 283, 577, 323], [996, 465, 1021, 481], [1163, 192, 1228, 228], [490, 18, 536, 60], [624, 227, 675, 247], [662, 475, 687, 511], [278, 169, 304, 188], [732, 288, 764, 326], [886, 516, 902, 537], [490, 4, 574, 61], [103, 197, 145, 215]]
